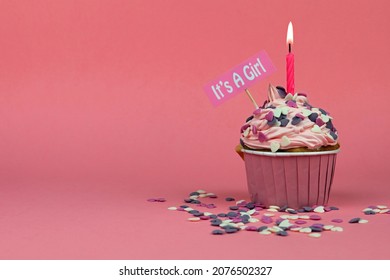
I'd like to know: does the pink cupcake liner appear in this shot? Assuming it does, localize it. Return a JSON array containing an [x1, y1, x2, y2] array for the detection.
[[242, 149, 339, 209]]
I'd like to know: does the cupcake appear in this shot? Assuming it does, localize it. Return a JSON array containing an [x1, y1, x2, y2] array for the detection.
[[236, 84, 340, 209]]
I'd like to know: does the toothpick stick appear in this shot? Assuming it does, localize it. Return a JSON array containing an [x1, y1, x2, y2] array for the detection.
[[244, 88, 259, 109]]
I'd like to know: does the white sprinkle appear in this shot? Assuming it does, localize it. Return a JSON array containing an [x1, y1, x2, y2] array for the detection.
[[188, 217, 200, 222], [264, 213, 275, 217], [323, 225, 334, 230], [259, 230, 272, 235], [199, 194, 207, 198], [243, 127, 251, 137], [273, 107, 282, 118], [269, 226, 283, 233], [379, 209, 390, 214], [204, 212, 213, 216], [235, 222, 244, 227], [358, 219, 369, 224], [289, 215, 299, 220], [373, 209, 381, 213], [167, 207, 177, 211], [309, 233, 322, 238], [377, 205, 388, 209], [270, 142, 281, 153], [269, 205, 280, 210], [302, 109, 312, 117], [331, 226, 344, 232], [290, 227, 302, 232], [321, 115, 330, 123], [247, 209, 256, 215], [184, 207, 194, 212], [206, 192, 215, 196], [236, 199, 246, 205], [222, 219, 233, 224], [248, 218, 259, 223], [314, 206, 325, 213], [311, 125, 322, 133], [279, 220, 293, 228], [299, 227, 312, 233], [281, 136, 291, 147], [189, 195, 199, 199], [196, 190, 206, 194], [299, 215, 310, 220], [362, 208, 373, 212], [280, 215, 290, 219], [267, 208, 278, 212]]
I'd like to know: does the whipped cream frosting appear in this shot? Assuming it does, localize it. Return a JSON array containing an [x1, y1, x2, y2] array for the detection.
[[240, 85, 339, 152]]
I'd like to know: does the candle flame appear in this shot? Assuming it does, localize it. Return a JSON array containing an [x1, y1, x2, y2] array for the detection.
[[287, 21, 294, 45]]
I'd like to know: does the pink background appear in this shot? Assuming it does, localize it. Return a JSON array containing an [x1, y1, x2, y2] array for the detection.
[[1, 0, 390, 259]]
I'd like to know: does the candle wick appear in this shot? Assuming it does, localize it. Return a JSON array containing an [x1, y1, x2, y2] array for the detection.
[[288, 43, 291, 53]]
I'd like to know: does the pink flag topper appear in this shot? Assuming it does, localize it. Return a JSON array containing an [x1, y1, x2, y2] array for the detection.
[[204, 50, 276, 106]]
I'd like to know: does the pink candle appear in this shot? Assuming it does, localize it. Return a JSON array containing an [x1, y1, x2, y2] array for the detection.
[[286, 22, 295, 94]]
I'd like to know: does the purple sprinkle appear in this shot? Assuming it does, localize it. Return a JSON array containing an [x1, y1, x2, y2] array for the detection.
[[253, 108, 262, 115], [295, 220, 307, 225], [349, 217, 361, 224], [275, 218, 284, 225], [329, 206, 339, 211], [330, 131, 338, 140], [309, 215, 322, 220], [311, 223, 324, 228], [280, 118, 289, 127], [316, 118, 325, 126], [207, 204, 216, 209], [267, 117, 277, 126], [261, 216, 273, 224], [156, 198, 166, 202], [245, 226, 258, 231], [265, 111, 274, 121], [240, 124, 250, 133], [258, 132, 267, 142], [296, 113, 305, 120], [324, 206, 332, 212], [252, 125, 257, 135], [291, 116, 302, 125], [232, 218, 242, 223], [331, 218, 343, 223], [286, 100, 297, 108]]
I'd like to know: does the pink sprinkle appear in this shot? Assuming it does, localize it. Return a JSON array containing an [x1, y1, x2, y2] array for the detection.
[[309, 214, 322, 220], [287, 100, 297, 108], [258, 132, 267, 142], [245, 226, 258, 231], [156, 198, 166, 202], [331, 218, 343, 223], [200, 216, 210, 220], [241, 124, 250, 133], [252, 125, 257, 135], [176, 208, 185, 211], [324, 207, 332, 212], [147, 198, 157, 202], [265, 111, 274, 121], [251, 211, 259, 216], [296, 113, 305, 120], [316, 118, 325, 126], [295, 220, 307, 225], [253, 108, 262, 115]]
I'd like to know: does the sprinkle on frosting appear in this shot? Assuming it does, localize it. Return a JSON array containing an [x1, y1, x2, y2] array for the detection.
[[240, 84, 339, 152]]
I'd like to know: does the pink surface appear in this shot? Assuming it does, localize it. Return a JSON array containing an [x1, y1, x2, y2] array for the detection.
[[0, 0, 390, 259]]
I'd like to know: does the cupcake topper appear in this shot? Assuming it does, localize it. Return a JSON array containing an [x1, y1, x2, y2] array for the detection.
[[244, 88, 259, 109]]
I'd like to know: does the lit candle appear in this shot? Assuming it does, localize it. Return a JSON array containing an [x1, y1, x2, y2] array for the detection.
[[286, 21, 295, 94]]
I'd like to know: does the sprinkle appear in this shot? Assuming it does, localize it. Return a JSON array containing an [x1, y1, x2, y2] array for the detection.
[[331, 218, 343, 223], [281, 107, 290, 115], [265, 111, 274, 121], [245, 226, 258, 231], [326, 121, 334, 130], [263, 213, 275, 217], [229, 206, 239, 210], [291, 117, 302, 125], [330, 131, 338, 140], [323, 225, 334, 230], [248, 218, 259, 223], [246, 115, 254, 122], [269, 205, 280, 210], [364, 210, 376, 215], [225, 197, 235, 201], [358, 219, 369, 224], [379, 209, 390, 214], [296, 113, 305, 120], [252, 125, 257, 135], [243, 127, 251, 137], [270, 142, 281, 153], [349, 217, 361, 223], [267, 208, 279, 212], [253, 108, 262, 115], [311, 125, 322, 133], [188, 217, 200, 222], [280, 136, 291, 147], [299, 227, 312, 233], [147, 198, 157, 202], [280, 119, 289, 127], [278, 220, 293, 228], [261, 216, 273, 224], [313, 206, 325, 213], [258, 132, 267, 142], [225, 228, 240, 234], [212, 229, 224, 235], [331, 226, 343, 232], [276, 231, 288, 236], [309, 215, 322, 220], [302, 109, 312, 117], [167, 207, 177, 210], [377, 205, 388, 209], [319, 108, 327, 115], [316, 118, 325, 126], [156, 198, 166, 202], [286, 100, 297, 108], [303, 206, 312, 212], [295, 220, 307, 225], [267, 117, 277, 126], [259, 230, 272, 235], [329, 206, 339, 210], [321, 115, 330, 123], [308, 233, 321, 238], [240, 124, 250, 133], [273, 107, 282, 118], [290, 226, 302, 232], [308, 112, 319, 122]]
